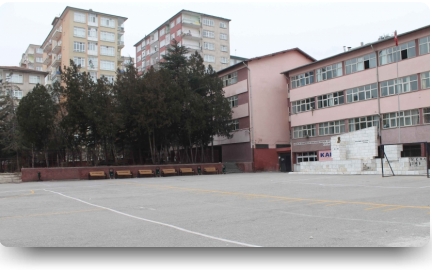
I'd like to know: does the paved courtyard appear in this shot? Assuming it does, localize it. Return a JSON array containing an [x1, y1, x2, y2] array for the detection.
[[0, 173, 429, 247]]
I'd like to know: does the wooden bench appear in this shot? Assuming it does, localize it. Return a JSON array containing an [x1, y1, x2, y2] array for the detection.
[[161, 169, 177, 177], [203, 167, 218, 174], [115, 170, 133, 179], [89, 171, 106, 180], [179, 168, 195, 176], [137, 169, 155, 177]]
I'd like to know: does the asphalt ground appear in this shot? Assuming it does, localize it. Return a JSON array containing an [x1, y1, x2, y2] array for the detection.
[[0, 173, 429, 247]]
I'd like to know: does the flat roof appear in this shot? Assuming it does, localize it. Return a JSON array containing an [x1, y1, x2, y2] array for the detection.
[[217, 47, 316, 74], [0, 66, 49, 76], [134, 9, 231, 46], [281, 25, 430, 75], [42, 6, 128, 47]]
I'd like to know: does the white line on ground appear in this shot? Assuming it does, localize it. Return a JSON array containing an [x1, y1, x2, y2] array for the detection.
[[43, 189, 261, 247], [299, 183, 430, 189]]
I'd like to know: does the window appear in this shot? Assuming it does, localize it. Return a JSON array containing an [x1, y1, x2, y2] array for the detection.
[[73, 57, 86, 67], [380, 75, 418, 97], [202, 18, 214, 26], [291, 98, 315, 114], [74, 12, 85, 23], [89, 14, 97, 24], [293, 125, 316, 139], [73, 41, 85, 52], [317, 91, 344, 108], [100, 60, 115, 71], [203, 30, 214, 38], [29, 75, 40, 84], [35, 67, 42, 71], [10, 74, 23, 83], [379, 41, 416, 65], [229, 119, 240, 131], [101, 46, 115, 56], [204, 54, 215, 62], [170, 21, 175, 28], [222, 72, 237, 87], [348, 115, 379, 132], [347, 83, 378, 102], [160, 40, 165, 48], [101, 17, 115, 28], [227, 95, 238, 108], [419, 36, 430, 55], [424, 108, 430, 124], [88, 27, 97, 38], [291, 71, 314, 89], [220, 33, 228, 40], [35, 57, 43, 63], [89, 72, 97, 83], [318, 120, 345, 136], [137, 55, 141, 62], [345, 53, 377, 74], [221, 57, 228, 64], [88, 57, 98, 69], [74, 27, 85, 38], [383, 109, 419, 128], [296, 152, 317, 163], [88, 42, 97, 52], [421, 71, 430, 89], [36, 48, 43, 54], [176, 17, 181, 24], [137, 45, 142, 52], [159, 28, 165, 36], [316, 63, 342, 82], [100, 31, 115, 42], [220, 22, 227, 28], [221, 45, 228, 52], [203, 42, 214, 50], [102, 75, 115, 84], [177, 29, 181, 37], [13, 90, 23, 99]]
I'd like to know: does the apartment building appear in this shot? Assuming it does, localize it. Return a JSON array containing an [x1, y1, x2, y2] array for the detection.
[[0, 66, 48, 100], [19, 44, 45, 71], [119, 56, 135, 72], [40, 6, 127, 84], [134, 10, 231, 73], [282, 25, 430, 171], [216, 49, 315, 172]]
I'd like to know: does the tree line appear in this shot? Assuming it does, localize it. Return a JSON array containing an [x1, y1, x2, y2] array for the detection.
[[0, 41, 233, 170]]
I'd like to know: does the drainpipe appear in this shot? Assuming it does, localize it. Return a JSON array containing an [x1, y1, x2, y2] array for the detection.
[[241, 61, 254, 169], [284, 73, 293, 172], [371, 44, 383, 148]]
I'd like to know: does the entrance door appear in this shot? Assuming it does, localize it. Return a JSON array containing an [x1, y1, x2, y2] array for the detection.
[[279, 153, 291, 172]]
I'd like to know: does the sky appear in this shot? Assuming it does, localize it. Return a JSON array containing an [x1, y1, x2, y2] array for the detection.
[[0, 0, 430, 67]]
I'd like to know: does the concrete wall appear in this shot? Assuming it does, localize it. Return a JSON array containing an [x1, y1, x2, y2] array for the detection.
[[221, 142, 252, 162], [254, 149, 278, 171]]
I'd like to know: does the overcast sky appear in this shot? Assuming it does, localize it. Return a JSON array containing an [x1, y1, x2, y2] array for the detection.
[[0, 0, 430, 66]]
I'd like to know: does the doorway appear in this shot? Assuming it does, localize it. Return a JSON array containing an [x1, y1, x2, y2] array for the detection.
[[278, 153, 291, 172]]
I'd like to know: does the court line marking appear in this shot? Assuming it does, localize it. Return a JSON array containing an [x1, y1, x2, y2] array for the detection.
[[0, 208, 102, 220], [43, 189, 261, 247], [120, 182, 430, 211]]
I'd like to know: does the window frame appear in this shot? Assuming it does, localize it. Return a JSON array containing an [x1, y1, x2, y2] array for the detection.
[[222, 72, 238, 87], [73, 27, 86, 38], [317, 91, 344, 109], [74, 12, 85, 23], [293, 124, 316, 139], [227, 95, 238, 108], [290, 71, 314, 89], [423, 108, 430, 124], [347, 83, 378, 103], [419, 36, 430, 55], [383, 109, 419, 129], [296, 152, 317, 163], [316, 62, 342, 82], [291, 98, 315, 114], [348, 115, 379, 132], [203, 30, 215, 38], [421, 71, 430, 89], [318, 120, 345, 136], [379, 41, 416, 65], [345, 53, 377, 75], [73, 41, 85, 52], [380, 75, 418, 97], [29, 75, 40, 84]]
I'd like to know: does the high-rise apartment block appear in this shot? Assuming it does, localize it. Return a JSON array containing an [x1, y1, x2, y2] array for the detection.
[[134, 10, 231, 73], [19, 44, 45, 71], [40, 6, 127, 84]]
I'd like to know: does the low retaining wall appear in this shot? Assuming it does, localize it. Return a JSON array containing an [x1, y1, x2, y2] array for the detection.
[[21, 163, 223, 182]]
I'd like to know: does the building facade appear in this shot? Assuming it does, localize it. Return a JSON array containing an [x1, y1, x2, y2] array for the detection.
[[40, 6, 127, 85], [216, 49, 315, 172], [19, 44, 45, 71], [0, 66, 48, 100], [282, 26, 430, 171], [134, 10, 231, 73]]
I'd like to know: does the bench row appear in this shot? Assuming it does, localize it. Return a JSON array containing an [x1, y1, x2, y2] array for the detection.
[[89, 167, 219, 180]]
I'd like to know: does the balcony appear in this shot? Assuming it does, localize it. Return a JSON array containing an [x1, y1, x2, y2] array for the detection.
[[51, 70, 61, 82], [118, 26, 125, 33], [182, 19, 201, 28], [182, 32, 201, 41], [51, 41, 62, 54], [52, 27, 62, 41], [51, 55, 62, 68], [88, 49, 98, 56], [43, 55, 52, 66], [118, 40, 124, 48], [43, 41, 52, 53], [88, 34, 98, 42], [184, 44, 201, 52]]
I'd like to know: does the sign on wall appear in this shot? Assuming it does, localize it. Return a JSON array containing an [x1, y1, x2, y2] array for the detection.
[[318, 150, 332, 161]]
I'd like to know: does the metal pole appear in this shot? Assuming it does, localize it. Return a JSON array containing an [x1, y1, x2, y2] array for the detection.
[[381, 145, 384, 177], [397, 60, 401, 144]]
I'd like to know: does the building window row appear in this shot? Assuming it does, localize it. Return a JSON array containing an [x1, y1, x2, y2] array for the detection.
[[296, 152, 317, 163], [227, 95, 238, 108], [318, 120, 345, 136], [29, 75, 41, 84], [202, 18, 214, 26], [74, 27, 86, 38], [291, 72, 429, 114], [383, 109, 420, 129], [293, 124, 316, 139], [229, 119, 240, 131], [290, 36, 430, 89], [222, 71, 237, 87], [73, 41, 85, 52]]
